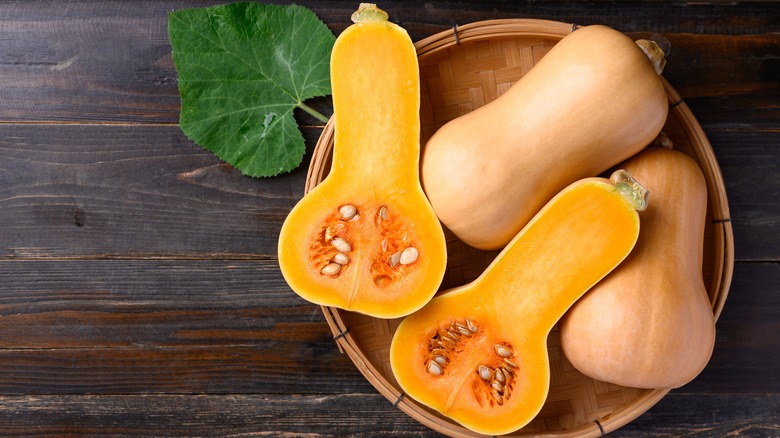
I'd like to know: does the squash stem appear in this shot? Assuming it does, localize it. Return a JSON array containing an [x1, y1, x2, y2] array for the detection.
[[610, 169, 650, 212], [635, 39, 667, 75], [297, 101, 329, 124], [351, 3, 389, 23]]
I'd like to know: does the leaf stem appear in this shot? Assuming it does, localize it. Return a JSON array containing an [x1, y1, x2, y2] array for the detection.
[[297, 101, 330, 124]]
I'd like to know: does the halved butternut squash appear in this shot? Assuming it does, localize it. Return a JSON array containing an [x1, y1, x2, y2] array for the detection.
[[390, 171, 646, 435], [277, 4, 447, 318]]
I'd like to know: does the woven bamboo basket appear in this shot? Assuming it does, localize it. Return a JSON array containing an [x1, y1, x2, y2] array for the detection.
[[305, 19, 734, 437]]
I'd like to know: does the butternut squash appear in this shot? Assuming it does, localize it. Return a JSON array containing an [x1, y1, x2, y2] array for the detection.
[[277, 4, 447, 318], [420, 24, 668, 250], [560, 147, 716, 389], [390, 170, 647, 435]]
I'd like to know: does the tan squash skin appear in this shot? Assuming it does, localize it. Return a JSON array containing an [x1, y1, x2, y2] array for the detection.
[[559, 147, 716, 389], [421, 24, 668, 250], [390, 172, 645, 435]]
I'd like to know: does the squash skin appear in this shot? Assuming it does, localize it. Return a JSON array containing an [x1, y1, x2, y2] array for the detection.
[[559, 147, 716, 389], [420, 24, 668, 250], [277, 6, 447, 319], [390, 173, 643, 435]]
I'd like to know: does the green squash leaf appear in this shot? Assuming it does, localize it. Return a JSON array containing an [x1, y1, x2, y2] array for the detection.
[[168, 2, 335, 177]]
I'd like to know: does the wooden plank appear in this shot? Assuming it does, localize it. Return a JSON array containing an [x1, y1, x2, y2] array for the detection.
[[703, 130, 780, 261], [0, 1, 777, 123], [0, 1, 181, 124], [0, 346, 375, 395], [0, 124, 317, 259], [0, 394, 434, 436], [688, 262, 780, 395], [660, 33, 780, 105], [0, 260, 323, 349], [0, 260, 319, 348], [0, 393, 774, 436]]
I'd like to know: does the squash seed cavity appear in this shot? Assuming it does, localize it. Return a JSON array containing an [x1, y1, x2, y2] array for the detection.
[[424, 319, 517, 407], [312, 204, 420, 286]]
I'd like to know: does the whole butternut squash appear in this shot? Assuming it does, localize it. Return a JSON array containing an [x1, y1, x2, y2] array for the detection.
[[559, 147, 716, 389], [278, 4, 447, 318], [421, 24, 668, 250], [390, 170, 647, 435]]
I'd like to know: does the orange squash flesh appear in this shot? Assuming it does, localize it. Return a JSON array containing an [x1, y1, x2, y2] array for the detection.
[[277, 5, 447, 319], [330, 8, 420, 185], [390, 172, 645, 435]]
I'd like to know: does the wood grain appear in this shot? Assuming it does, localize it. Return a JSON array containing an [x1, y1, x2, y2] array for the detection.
[[0, 260, 317, 349], [0, 394, 774, 437], [0, 124, 316, 258], [0, 1, 777, 123], [692, 263, 780, 395]]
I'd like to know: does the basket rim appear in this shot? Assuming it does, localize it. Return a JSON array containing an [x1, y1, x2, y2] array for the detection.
[[415, 18, 577, 57], [307, 17, 734, 437]]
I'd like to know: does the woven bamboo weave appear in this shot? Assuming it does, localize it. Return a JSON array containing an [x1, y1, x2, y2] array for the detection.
[[306, 19, 733, 437]]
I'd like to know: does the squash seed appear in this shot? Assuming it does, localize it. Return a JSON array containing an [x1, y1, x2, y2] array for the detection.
[[331, 237, 351, 253], [492, 389, 504, 405], [491, 380, 505, 394], [379, 205, 389, 221], [454, 323, 472, 336], [427, 360, 442, 376], [434, 355, 447, 366], [399, 247, 418, 265], [466, 318, 478, 333], [321, 263, 341, 276], [332, 253, 350, 265], [339, 204, 357, 220], [478, 365, 492, 381], [389, 251, 401, 267], [456, 326, 471, 336], [494, 344, 512, 358]]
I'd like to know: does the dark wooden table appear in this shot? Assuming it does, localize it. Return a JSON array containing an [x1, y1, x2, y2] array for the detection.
[[0, 1, 777, 436]]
